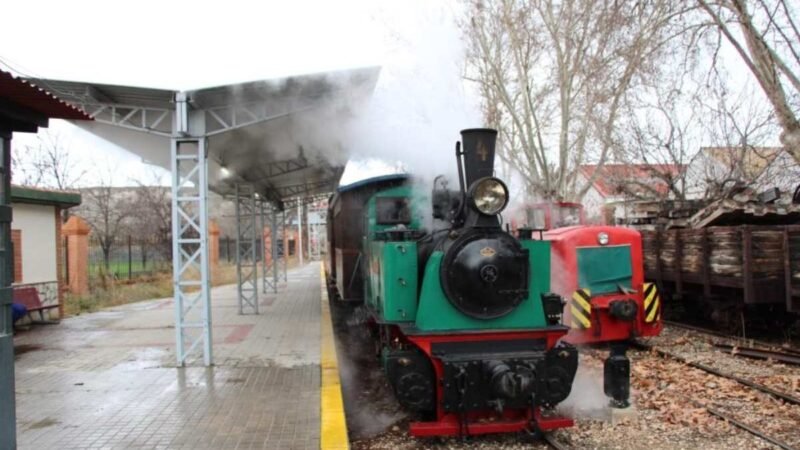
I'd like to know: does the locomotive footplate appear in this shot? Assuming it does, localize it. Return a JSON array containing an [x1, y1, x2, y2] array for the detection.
[[431, 339, 578, 413]]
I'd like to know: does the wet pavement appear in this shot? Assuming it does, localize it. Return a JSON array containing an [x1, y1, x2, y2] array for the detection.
[[13, 263, 323, 449]]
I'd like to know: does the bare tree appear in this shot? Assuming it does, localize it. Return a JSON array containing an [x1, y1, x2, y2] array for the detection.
[[620, 76, 697, 201], [463, 0, 694, 200], [12, 129, 86, 189], [131, 171, 172, 263], [698, 0, 800, 159], [684, 76, 778, 199], [81, 164, 132, 270]]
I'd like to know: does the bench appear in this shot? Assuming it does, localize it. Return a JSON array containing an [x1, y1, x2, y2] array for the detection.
[[13, 286, 59, 324]]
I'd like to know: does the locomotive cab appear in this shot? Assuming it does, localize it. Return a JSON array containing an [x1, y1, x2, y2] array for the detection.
[[361, 128, 579, 437]]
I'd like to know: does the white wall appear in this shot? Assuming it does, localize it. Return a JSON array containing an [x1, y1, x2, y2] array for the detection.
[[11, 203, 57, 284]]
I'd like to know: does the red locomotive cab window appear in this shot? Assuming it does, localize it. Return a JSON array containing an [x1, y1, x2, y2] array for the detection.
[[553, 206, 582, 228], [526, 203, 584, 230], [527, 208, 547, 230]]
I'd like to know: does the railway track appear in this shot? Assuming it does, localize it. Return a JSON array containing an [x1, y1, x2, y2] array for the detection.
[[714, 343, 800, 365], [664, 320, 800, 356], [633, 340, 800, 406], [686, 398, 798, 450], [633, 340, 800, 450]]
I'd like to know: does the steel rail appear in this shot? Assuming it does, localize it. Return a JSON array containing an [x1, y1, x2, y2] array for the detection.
[[687, 398, 797, 450], [664, 320, 800, 356], [714, 343, 800, 365]]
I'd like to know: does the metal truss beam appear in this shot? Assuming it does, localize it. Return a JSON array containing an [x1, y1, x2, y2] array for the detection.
[[204, 103, 319, 136], [171, 137, 213, 366], [74, 102, 173, 136], [273, 179, 335, 198], [235, 183, 259, 314], [253, 155, 309, 180]]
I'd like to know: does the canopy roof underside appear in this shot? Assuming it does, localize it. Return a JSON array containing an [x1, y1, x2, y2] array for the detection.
[[35, 67, 380, 203]]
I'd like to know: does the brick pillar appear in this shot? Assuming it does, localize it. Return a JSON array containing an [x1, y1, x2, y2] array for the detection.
[[208, 220, 220, 280], [62, 216, 90, 296], [263, 226, 272, 266]]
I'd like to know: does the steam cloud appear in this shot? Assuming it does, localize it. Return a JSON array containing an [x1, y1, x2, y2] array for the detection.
[[340, 2, 481, 188]]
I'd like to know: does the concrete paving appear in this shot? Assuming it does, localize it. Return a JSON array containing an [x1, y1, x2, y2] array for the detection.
[[13, 263, 323, 449]]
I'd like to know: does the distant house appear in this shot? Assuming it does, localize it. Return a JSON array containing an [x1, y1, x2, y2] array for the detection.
[[683, 146, 783, 199], [753, 149, 800, 195], [11, 186, 81, 319], [577, 164, 684, 223]]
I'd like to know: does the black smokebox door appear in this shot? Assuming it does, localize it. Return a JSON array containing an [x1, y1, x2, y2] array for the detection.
[[460, 128, 497, 187]]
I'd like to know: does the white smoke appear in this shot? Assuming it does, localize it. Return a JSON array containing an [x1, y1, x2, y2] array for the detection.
[[558, 360, 612, 420], [343, 1, 481, 184]]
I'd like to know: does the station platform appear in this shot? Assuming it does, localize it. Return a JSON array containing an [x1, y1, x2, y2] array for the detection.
[[12, 262, 344, 449]]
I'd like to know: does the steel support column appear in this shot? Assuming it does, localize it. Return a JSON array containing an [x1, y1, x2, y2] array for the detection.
[[260, 201, 273, 294], [171, 137, 213, 367], [262, 202, 279, 294], [282, 209, 288, 281], [0, 132, 16, 449], [298, 201, 304, 266], [272, 206, 280, 288], [235, 183, 259, 314]]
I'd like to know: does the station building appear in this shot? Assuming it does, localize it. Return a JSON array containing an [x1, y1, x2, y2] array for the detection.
[[11, 185, 80, 320]]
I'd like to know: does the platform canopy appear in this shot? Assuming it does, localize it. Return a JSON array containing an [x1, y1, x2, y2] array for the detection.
[[35, 66, 380, 203]]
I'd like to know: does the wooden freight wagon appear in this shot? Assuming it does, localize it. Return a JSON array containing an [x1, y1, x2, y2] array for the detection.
[[642, 225, 800, 314]]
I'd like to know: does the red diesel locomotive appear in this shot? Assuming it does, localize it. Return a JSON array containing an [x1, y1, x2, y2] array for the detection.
[[514, 202, 663, 407]]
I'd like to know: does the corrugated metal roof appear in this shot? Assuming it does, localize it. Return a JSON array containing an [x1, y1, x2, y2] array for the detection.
[[30, 78, 176, 110], [0, 69, 92, 121], [34, 67, 380, 202]]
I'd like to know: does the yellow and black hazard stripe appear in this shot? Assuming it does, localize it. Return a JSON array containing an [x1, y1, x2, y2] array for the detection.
[[570, 288, 592, 329], [643, 282, 661, 323]]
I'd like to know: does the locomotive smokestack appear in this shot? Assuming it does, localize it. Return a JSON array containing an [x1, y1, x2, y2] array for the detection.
[[460, 128, 497, 187]]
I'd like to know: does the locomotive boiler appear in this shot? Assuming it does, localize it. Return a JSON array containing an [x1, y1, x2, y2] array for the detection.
[[332, 128, 579, 437]]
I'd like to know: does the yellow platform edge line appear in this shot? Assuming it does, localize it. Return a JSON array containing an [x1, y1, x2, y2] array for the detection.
[[320, 265, 349, 450]]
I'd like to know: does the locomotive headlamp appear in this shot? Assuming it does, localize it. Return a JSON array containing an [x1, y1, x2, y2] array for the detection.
[[597, 232, 609, 246], [469, 177, 509, 215]]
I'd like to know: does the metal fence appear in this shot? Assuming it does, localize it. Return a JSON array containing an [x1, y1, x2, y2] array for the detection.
[[87, 235, 171, 280], [219, 236, 287, 263]]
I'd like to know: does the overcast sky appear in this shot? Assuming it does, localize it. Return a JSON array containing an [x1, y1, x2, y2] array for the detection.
[[1, 0, 468, 187]]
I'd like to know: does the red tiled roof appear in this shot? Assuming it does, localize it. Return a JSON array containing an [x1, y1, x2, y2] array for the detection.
[[580, 164, 685, 197], [0, 69, 92, 121]]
